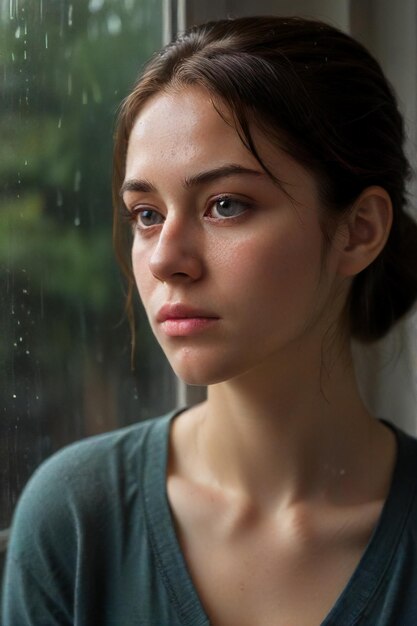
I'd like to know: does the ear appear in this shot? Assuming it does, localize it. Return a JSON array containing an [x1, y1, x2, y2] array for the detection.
[[335, 186, 393, 277]]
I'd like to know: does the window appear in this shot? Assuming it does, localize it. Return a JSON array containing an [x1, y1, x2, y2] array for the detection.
[[0, 0, 176, 573]]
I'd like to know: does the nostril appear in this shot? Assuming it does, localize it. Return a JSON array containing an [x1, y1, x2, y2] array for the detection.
[[149, 242, 204, 283]]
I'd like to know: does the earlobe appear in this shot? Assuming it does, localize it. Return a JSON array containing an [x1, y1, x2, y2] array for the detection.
[[337, 186, 393, 277]]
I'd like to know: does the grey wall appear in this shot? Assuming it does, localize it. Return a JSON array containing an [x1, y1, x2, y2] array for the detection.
[[186, 0, 350, 30]]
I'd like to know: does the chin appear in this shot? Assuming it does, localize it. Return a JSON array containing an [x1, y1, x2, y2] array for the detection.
[[167, 347, 253, 387], [173, 364, 227, 387]]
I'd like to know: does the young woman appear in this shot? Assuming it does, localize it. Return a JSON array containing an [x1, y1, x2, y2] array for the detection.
[[3, 15, 417, 626]]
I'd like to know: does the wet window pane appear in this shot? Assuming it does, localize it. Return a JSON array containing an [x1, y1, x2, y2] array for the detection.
[[0, 0, 174, 559]]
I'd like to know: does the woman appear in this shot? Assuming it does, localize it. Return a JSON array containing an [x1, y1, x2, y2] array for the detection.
[[3, 15, 417, 626]]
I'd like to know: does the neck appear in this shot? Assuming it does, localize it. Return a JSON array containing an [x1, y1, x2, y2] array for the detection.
[[194, 339, 387, 511]]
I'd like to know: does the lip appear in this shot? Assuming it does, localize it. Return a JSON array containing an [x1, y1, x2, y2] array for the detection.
[[156, 303, 220, 337], [156, 303, 219, 323]]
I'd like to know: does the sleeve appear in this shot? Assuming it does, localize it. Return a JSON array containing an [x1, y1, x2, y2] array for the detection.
[[1, 450, 80, 626]]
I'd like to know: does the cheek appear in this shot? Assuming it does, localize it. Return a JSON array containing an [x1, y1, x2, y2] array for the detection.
[[220, 229, 323, 302]]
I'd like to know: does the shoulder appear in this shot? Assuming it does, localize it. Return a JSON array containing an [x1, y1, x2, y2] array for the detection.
[[6, 411, 176, 563], [384, 421, 417, 536], [2, 411, 178, 624], [16, 412, 174, 517], [1, 410, 178, 625], [363, 424, 417, 623], [388, 420, 417, 477]]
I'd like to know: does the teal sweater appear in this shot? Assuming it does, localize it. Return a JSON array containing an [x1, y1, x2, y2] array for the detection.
[[2, 410, 417, 625]]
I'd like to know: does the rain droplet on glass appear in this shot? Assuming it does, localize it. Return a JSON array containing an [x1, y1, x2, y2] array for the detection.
[[107, 13, 122, 36], [15, 26, 21, 39], [89, 0, 105, 12], [74, 216, 81, 226], [68, 4, 73, 27]]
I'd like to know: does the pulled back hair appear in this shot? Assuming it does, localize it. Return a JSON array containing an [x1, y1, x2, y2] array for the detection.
[[113, 15, 417, 343]]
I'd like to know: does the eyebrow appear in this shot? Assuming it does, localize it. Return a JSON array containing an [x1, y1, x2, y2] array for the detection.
[[119, 164, 266, 197]]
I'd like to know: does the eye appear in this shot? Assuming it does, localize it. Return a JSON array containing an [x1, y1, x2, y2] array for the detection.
[[207, 196, 250, 220], [135, 208, 164, 228]]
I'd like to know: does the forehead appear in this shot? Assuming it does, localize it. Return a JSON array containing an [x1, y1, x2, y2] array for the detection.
[[124, 86, 319, 204], [125, 88, 255, 174]]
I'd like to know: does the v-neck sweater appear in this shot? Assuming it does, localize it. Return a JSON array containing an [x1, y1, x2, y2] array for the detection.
[[2, 409, 417, 625]]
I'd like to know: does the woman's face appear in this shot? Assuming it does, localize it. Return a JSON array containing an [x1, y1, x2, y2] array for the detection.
[[123, 87, 347, 385]]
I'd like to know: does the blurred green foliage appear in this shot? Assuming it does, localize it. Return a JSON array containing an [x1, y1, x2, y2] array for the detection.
[[0, 0, 175, 530]]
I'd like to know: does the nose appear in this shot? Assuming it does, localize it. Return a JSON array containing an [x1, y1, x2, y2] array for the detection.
[[149, 215, 204, 284]]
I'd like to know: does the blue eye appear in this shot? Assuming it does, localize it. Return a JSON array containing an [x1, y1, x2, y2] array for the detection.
[[137, 209, 164, 227], [210, 196, 249, 219]]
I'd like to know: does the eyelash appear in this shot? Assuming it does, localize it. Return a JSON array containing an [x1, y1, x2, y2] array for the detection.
[[121, 194, 252, 231]]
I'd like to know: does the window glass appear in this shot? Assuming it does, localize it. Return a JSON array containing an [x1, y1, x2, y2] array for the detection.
[[0, 0, 175, 559]]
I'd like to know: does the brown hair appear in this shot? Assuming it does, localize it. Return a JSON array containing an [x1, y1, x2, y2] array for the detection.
[[113, 15, 417, 342]]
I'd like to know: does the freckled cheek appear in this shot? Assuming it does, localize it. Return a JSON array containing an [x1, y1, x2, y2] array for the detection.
[[218, 234, 321, 297]]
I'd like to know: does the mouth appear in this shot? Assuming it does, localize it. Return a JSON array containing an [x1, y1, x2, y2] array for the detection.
[[156, 303, 220, 337]]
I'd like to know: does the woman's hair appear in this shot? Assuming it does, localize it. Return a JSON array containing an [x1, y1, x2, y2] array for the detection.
[[113, 15, 417, 343]]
